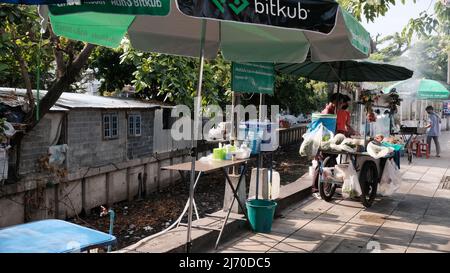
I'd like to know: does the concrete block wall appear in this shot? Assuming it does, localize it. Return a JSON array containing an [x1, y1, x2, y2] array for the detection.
[[108, 170, 127, 204], [127, 111, 154, 159], [57, 180, 83, 219], [67, 110, 127, 170], [0, 140, 217, 227], [0, 193, 25, 227], [19, 115, 57, 175]]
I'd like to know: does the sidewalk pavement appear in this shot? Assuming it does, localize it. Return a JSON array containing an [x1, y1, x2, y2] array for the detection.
[[214, 131, 450, 253]]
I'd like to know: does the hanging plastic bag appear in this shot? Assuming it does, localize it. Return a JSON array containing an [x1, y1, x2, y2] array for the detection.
[[379, 159, 401, 196], [48, 144, 68, 166], [341, 163, 362, 199], [299, 123, 334, 157]]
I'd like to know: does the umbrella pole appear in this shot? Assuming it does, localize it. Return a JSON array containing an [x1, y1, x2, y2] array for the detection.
[[187, 19, 207, 253]]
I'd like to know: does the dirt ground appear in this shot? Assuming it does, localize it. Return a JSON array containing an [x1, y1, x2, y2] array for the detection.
[[70, 142, 310, 250]]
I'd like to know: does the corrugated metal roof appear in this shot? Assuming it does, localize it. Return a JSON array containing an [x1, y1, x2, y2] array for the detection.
[[50, 105, 69, 112], [0, 87, 165, 110]]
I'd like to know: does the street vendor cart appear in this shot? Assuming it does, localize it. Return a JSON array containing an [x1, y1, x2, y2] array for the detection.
[[316, 150, 395, 207], [276, 59, 413, 208], [314, 90, 405, 207]]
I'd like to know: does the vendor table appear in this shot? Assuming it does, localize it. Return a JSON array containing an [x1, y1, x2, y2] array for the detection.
[[162, 159, 248, 250], [0, 219, 116, 253]]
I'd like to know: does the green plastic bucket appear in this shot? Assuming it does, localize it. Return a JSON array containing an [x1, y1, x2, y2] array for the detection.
[[246, 199, 277, 233]]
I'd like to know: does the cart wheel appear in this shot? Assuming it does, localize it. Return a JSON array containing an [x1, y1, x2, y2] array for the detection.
[[319, 156, 338, 202], [359, 161, 378, 208]]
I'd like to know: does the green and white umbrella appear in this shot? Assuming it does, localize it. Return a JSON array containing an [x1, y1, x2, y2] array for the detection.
[[46, 0, 371, 63], [384, 78, 450, 100]]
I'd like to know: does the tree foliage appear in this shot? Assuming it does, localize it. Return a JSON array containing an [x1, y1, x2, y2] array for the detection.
[[0, 4, 95, 127], [88, 46, 136, 95], [120, 40, 231, 108], [338, 0, 414, 22]]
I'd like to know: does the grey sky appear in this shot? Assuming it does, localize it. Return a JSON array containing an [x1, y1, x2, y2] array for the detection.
[[361, 0, 436, 39]]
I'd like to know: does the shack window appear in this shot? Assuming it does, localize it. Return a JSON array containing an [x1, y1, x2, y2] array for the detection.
[[128, 114, 142, 136], [103, 113, 118, 140], [162, 108, 171, 130]]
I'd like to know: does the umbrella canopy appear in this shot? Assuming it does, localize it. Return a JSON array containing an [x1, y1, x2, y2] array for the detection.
[[44, 0, 372, 63], [275, 59, 414, 82], [384, 79, 450, 100]]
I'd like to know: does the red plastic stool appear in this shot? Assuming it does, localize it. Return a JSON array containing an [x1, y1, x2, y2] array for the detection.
[[410, 140, 420, 157], [418, 141, 430, 159]]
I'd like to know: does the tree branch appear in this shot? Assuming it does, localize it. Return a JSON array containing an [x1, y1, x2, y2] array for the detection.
[[9, 27, 35, 120], [30, 43, 96, 128], [48, 25, 65, 79]]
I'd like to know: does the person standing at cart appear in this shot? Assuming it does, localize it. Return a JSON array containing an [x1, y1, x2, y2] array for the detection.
[[337, 101, 359, 137], [425, 106, 441, 157]]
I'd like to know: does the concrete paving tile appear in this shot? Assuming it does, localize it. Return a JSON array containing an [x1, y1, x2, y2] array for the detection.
[[350, 211, 388, 227], [405, 247, 443, 253], [373, 226, 416, 248], [224, 238, 277, 252], [360, 242, 407, 253], [381, 219, 419, 232], [267, 242, 309, 253], [298, 218, 346, 236], [335, 223, 380, 240], [408, 231, 450, 252], [365, 198, 400, 214], [419, 216, 450, 235], [402, 172, 425, 181], [284, 208, 321, 220], [313, 236, 344, 253], [419, 176, 443, 184], [336, 199, 366, 209], [426, 167, 447, 176], [424, 207, 450, 219], [299, 199, 336, 214], [333, 238, 368, 253], [433, 189, 450, 199], [280, 235, 323, 252], [246, 232, 287, 243], [270, 218, 312, 235], [410, 166, 430, 173]]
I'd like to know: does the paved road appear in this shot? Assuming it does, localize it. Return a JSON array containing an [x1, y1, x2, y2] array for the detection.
[[217, 132, 450, 253]]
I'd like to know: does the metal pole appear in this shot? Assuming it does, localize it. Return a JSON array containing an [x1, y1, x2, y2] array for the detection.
[[187, 19, 207, 253], [36, 32, 43, 121], [231, 91, 235, 141], [107, 209, 115, 252]]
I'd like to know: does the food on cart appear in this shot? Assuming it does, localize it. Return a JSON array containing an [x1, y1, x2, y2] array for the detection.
[[331, 133, 346, 145], [374, 134, 384, 143], [367, 141, 394, 159], [340, 139, 357, 153]]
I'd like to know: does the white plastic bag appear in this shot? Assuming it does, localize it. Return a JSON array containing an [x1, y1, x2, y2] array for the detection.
[[339, 139, 357, 153], [299, 124, 334, 157], [367, 141, 393, 159], [331, 134, 346, 145], [48, 144, 68, 166], [379, 159, 401, 196], [341, 163, 362, 199]]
